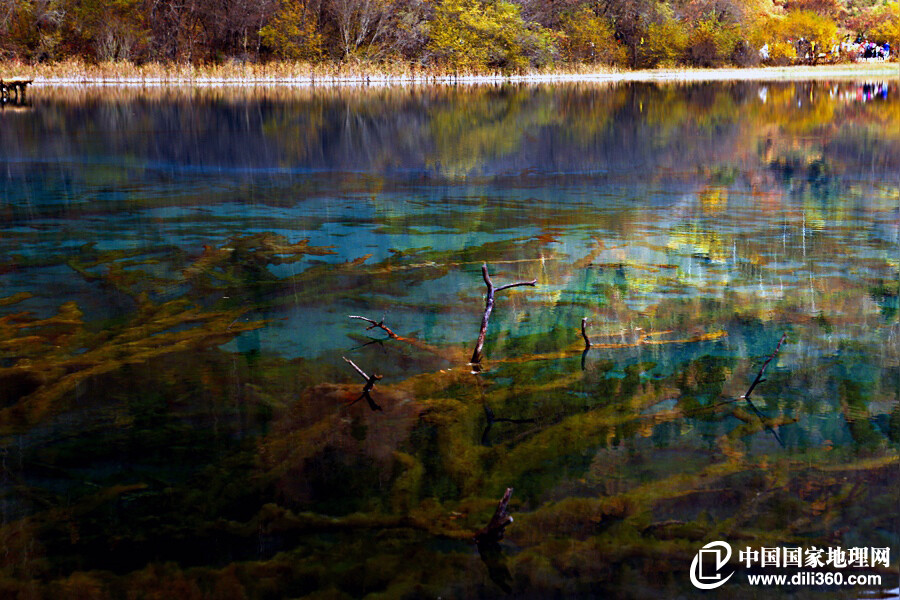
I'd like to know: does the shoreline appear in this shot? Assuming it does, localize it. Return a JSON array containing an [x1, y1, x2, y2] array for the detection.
[[9, 62, 899, 87]]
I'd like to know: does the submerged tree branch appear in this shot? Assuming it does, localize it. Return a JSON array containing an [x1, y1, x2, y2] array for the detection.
[[471, 264, 537, 365]]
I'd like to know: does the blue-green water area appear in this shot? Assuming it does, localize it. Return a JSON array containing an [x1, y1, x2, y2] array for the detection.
[[0, 81, 898, 598]]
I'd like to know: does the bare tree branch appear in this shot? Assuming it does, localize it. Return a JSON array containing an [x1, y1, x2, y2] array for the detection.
[[342, 356, 383, 411], [581, 317, 591, 349], [471, 264, 537, 365], [742, 332, 787, 401], [348, 314, 398, 338]]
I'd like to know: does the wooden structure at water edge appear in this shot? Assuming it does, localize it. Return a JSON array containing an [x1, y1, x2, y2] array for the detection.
[[1, 79, 32, 103]]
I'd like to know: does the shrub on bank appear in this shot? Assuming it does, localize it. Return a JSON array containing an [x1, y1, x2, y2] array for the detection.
[[683, 18, 741, 68], [426, 0, 555, 71], [640, 18, 688, 68]]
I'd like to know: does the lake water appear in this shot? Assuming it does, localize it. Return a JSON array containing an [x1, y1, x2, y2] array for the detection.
[[1, 81, 898, 598]]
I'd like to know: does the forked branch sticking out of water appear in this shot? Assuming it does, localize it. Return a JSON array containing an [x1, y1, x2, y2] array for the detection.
[[342, 356, 383, 411], [743, 332, 788, 402], [347, 314, 453, 360], [471, 264, 537, 365], [686, 332, 789, 415], [682, 332, 789, 445], [581, 317, 592, 370], [741, 332, 789, 447], [348, 314, 399, 339]]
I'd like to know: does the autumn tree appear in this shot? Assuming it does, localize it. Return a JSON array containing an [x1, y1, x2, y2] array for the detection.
[[596, 0, 666, 67], [641, 16, 688, 66], [327, 0, 393, 58], [202, 0, 279, 59], [260, 0, 323, 59], [427, 0, 556, 71], [683, 17, 742, 66], [847, 0, 899, 43], [143, 0, 208, 61], [70, 0, 149, 60], [387, 0, 433, 59], [559, 6, 626, 64], [777, 9, 838, 62], [868, 2, 899, 47], [782, 0, 843, 17], [674, 0, 751, 23], [0, 0, 66, 60]]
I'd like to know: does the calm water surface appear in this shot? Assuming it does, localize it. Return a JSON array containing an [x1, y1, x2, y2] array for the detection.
[[1, 81, 898, 598]]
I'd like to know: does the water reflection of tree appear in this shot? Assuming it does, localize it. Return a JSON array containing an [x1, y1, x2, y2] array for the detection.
[[10, 82, 896, 183]]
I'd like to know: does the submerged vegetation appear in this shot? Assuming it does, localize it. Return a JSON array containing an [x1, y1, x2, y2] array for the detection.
[[0, 82, 898, 597]]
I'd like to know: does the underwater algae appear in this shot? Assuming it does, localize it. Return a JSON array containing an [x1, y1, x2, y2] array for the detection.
[[2, 236, 896, 598]]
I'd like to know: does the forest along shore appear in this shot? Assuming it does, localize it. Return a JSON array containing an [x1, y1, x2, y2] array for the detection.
[[1, 0, 897, 73], [4, 62, 898, 86]]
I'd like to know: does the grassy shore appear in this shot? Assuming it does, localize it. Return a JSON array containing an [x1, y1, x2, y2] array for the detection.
[[2, 58, 897, 85]]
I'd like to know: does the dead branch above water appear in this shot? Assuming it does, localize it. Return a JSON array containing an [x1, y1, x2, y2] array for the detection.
[[342, 356, 383, 411], [347, 314, 455, 361], [683, 332, 789, 446], [581, 317, 592, 349], [471, 264, 537, 365], [743, 332, 788, 401], [348, 314, 399, 339]]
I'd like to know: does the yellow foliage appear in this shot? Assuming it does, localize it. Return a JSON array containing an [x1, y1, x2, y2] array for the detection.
[[259, 0, 323, 60], [683, 19, 741, 67], [768, 40, 798, 64], [870, 2, 900, 48], [559, 8, 626, 65], [427, 0, 555, 71], [642, 19, 689, 67], [776, 10, 838, 49]]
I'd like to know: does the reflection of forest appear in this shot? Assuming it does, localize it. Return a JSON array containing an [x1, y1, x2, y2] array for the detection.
[[3, 81, 898, 183], [0, 82, 898, 597]]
